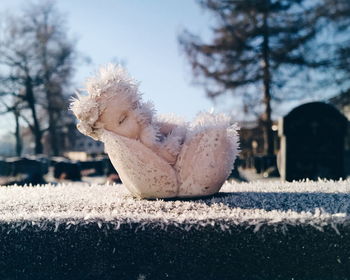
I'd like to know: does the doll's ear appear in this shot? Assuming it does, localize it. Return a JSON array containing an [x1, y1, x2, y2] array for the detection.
[[135, 101, 156, 125], [131, 100, 139, 110], [139, 125, 160, 147]]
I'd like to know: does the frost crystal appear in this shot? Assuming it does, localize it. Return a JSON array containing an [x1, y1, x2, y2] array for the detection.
[[0, 180, 349, 232]]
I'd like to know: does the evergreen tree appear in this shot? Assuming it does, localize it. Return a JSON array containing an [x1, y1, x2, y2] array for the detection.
[[324, 0, 350, 88], [179, 0, 326, 155]]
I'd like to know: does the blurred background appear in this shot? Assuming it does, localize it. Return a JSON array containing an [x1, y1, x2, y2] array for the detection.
[[0, 0, 349, 185]]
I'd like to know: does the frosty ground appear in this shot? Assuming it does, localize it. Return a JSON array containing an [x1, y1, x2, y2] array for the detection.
[[1, 179, 349, 231], [1, 180, 350, 280]]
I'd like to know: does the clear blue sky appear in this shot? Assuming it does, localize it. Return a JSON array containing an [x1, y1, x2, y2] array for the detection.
[[1, 0, 217, 123], [1, 0, 333, 138]]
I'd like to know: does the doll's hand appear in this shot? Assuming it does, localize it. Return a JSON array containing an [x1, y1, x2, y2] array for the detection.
[[157, 148, 178, 166]]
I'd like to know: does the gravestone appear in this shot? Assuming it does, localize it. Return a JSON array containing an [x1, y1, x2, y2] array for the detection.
[[1, 181, 350, 280], [53, 161, 81, 181], [278, 102, 348, 181], [79, 160, 105, 176], [0, 160, 11, 176]]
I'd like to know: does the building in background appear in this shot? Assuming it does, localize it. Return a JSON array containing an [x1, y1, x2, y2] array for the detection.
[[59, 113, 104, 160], [238, 119, 279, 171], [329, 89, 350, 120]]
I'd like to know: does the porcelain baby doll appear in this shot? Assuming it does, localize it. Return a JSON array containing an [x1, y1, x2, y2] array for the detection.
[[71, 64, 239, 199], [71, 64, 186, 166]]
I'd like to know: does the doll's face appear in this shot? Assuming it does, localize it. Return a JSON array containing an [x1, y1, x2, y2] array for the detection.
[[99, 97, 141, 139]]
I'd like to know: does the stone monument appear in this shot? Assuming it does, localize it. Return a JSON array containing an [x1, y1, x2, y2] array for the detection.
[[278, 102, 348, 181]]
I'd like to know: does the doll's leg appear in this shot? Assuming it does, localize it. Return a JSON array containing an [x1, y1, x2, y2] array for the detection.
[[175, 127, 238, 197]]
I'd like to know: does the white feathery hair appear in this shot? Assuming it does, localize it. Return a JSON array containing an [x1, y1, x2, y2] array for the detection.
[[85, 63, 141, 103], [70, 64, 155, 141]]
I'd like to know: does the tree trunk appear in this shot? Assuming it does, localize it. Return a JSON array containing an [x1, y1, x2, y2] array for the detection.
[[48, 110, 60, 156], [40, 25, 60, 156], [14, 109, 22, 157], [25, 76, 43, 154], [262, 0, 274, 156]]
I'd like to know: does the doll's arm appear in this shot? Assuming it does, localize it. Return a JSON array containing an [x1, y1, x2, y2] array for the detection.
[[101, 130, 178, 198]]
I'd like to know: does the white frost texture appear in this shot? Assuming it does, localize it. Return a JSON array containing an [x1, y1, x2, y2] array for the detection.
[[0, 180, 349, 232]]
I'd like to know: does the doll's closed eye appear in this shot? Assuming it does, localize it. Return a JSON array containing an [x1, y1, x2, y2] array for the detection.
[[119, 114, 127, 125]]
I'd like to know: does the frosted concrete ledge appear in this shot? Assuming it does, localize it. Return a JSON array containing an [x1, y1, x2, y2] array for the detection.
[[1, 180, 350, 279]]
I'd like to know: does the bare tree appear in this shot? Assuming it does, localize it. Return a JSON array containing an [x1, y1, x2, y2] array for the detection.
[[0, 91, 23, 157], [24, 2, 76, 155], [179, 0, 334, 155], [0, 1, 76, 155], [0, 26, 44, 155]]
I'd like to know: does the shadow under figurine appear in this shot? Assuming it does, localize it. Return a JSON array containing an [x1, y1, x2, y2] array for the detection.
[[71, 64, 239, 198]]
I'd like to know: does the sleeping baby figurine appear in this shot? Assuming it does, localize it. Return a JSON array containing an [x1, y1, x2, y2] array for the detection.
[[71, 64, 239, 199]]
